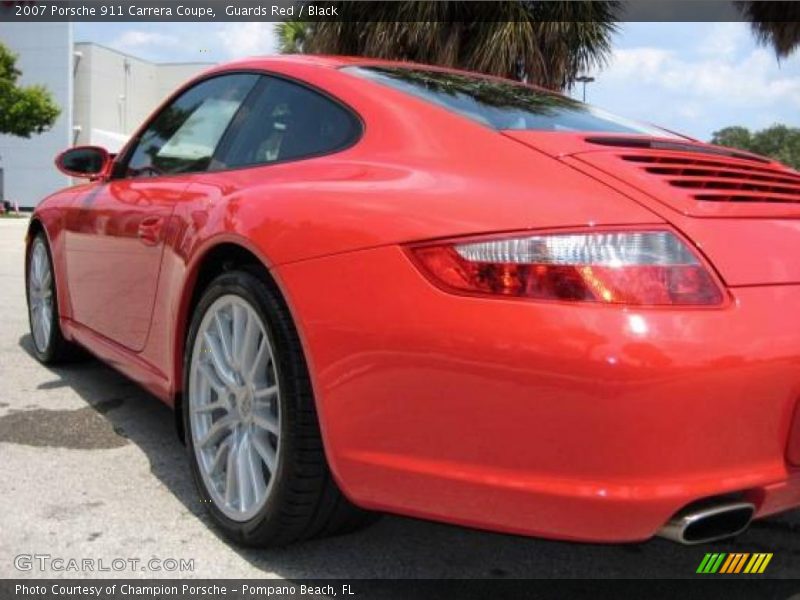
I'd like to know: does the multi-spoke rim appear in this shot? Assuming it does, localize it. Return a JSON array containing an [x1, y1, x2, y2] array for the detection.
[[28, 239, 53, 353], [189, 295, 281, 522]]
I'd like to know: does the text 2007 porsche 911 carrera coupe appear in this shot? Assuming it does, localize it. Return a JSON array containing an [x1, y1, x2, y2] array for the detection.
[[26, 56, 800, 547]]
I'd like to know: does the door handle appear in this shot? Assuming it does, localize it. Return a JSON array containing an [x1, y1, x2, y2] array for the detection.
[[137, 216, 164, 246]]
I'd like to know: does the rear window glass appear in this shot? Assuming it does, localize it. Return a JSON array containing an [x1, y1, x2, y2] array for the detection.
[[345, 66, 673, 136]]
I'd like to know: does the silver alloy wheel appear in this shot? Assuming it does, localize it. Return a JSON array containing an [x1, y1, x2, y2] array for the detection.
[[28, 238, 54, 353], [189, 294, 281, 522]]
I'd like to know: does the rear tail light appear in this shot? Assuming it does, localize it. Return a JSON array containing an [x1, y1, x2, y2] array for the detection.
[[409, 230, 724, 306]]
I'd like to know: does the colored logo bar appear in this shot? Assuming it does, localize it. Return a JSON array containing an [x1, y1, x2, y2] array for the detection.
[[697, 553, 773, 574]]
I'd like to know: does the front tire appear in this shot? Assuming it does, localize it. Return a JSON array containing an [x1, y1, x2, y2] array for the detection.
[[183, 270, 376, 547], [26, 233, 79, 363]]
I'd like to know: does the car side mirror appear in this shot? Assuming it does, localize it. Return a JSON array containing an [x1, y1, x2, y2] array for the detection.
[[55, 146, 110, 179]]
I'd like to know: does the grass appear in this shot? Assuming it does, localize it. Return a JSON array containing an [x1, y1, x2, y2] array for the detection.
[[0, 212, 30, 219]]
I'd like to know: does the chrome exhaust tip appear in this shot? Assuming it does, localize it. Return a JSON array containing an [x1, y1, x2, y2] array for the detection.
[[658, 501, 755, 545]]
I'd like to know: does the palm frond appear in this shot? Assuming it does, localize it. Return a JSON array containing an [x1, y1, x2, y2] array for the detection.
[[276, 21, 310, 54], [737, 1, 800, 58], [279, 1, 620, 90]]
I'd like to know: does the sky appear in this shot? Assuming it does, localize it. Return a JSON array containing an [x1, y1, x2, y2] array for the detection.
[[74, 21, 800, 141]]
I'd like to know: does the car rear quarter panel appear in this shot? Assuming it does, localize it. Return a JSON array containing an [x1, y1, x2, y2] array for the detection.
[[273, 243, 800, 541]]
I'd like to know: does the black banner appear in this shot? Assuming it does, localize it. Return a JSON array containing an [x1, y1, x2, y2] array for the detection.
[[4, 579, 800, 600], [1, 0, 798, 23]]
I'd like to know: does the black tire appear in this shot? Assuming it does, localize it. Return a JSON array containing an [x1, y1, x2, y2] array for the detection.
[[183, 270, 377, 547], [25, 232, 82, 364]]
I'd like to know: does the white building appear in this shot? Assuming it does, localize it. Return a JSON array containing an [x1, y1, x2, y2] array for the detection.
[[72, 41, 214, 151], [0, 23, 213, 207], [0, 23, 72, 209]]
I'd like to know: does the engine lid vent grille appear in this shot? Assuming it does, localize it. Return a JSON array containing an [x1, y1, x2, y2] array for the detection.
[[619, 153, 800, 205]]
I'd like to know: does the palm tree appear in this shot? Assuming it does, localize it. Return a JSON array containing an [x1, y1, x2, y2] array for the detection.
[[276, 1, 620, 90], [277, 21, 310, 54], [738, 1, 800, 58]]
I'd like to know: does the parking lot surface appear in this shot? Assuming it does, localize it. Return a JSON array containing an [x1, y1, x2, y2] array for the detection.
[[1, 217, 798, 580]]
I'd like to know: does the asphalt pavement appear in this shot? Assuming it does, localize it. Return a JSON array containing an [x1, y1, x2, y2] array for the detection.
[[1, 217, 798, 580]]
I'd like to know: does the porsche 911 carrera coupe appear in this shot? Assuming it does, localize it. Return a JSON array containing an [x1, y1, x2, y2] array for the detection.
[[26, 56, 800, 547]]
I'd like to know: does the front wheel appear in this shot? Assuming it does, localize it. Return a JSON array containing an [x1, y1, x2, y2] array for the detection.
[[183, 270, 376, 547], [26, 233, 80, 363]]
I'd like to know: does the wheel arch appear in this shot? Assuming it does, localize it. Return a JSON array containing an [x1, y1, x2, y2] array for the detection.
[[24, 217, 46, 269], [26, 216, 45, 240], [24, 216, 70, 323]]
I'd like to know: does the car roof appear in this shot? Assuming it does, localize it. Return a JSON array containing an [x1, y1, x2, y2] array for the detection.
[[209, 54, 465, 73], [203, 55, 558, 96]]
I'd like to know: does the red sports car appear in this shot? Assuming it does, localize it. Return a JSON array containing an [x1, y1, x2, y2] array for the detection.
[[26, 56, 800, 547]]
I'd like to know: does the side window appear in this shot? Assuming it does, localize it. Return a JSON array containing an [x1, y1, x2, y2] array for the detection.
[[123, 74, 258, 178], [215, 76, 361, 169]]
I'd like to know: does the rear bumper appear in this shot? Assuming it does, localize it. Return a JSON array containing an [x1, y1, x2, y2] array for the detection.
[[276, 245, 800, 542], [333, 456, 800, 543]]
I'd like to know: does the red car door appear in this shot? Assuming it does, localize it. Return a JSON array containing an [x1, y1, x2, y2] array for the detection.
[[63, 73, 259, 351]]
